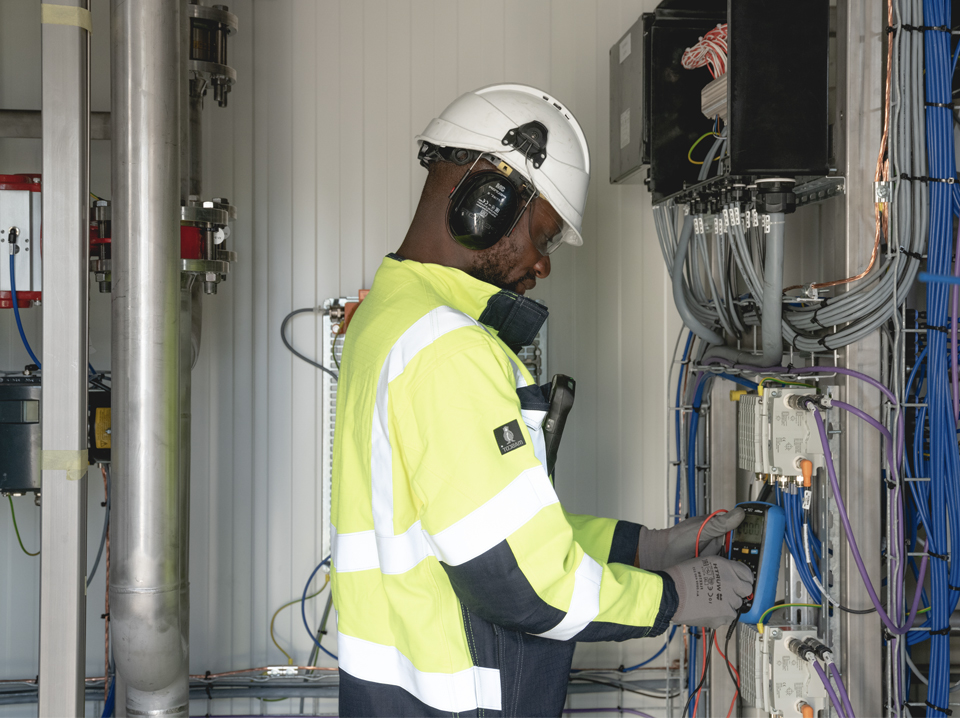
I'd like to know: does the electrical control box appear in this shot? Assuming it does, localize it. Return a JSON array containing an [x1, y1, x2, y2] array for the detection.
[[0, 376, 41, 494], [737, 388, 825, 478], [0, 174, 42, 309], [609, 1, 830, 202], [738, 623, 827, 717]]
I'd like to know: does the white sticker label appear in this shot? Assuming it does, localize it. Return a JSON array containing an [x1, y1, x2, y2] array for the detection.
[[620, 108, 630, 149], [619, 33, 632, 63]]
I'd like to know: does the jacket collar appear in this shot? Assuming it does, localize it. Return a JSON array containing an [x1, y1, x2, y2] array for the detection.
[[385, 254, 548, 350]]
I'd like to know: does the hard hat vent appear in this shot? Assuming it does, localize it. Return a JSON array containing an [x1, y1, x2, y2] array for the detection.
[[501, 121, 549, 169]]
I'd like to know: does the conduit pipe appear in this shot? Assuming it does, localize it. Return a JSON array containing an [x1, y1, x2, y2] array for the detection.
[[110, 0, 188, 715], [672, 214, 725, 346], [703, 212, 785, 366]]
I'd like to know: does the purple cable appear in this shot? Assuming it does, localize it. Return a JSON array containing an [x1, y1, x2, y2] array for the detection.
[[563, 709, 655, 718], [832, 400, 898, 485], [828, 662, 856, 718], [812, 661, 848, 718], [813, 411, 928, 634]]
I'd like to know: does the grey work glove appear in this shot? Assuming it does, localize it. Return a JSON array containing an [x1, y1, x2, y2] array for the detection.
[[664, 556, 755, 629], [635, 508, 745, 572]]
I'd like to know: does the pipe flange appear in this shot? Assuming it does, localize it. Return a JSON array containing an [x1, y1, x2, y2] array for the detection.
[[187, 3, 238, 35], [182, 258, 231, 275], [181, 205, 230, 227], [188, 60, 237, 86]]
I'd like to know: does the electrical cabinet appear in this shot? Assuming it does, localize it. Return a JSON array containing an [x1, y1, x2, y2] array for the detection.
[[609, 0, 830, 202]]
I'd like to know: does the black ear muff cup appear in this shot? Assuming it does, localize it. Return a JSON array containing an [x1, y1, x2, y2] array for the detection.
[[448, 171, 521, 250]]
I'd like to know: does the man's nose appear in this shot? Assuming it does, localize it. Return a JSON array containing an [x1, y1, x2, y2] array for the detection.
[[534, 254, 551, 279]]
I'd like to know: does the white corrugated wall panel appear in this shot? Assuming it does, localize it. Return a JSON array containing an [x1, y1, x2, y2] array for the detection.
[[0, 1, 678, 714]]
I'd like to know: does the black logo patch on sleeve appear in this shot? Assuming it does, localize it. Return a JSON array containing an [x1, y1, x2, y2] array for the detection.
[[494, 420, 526, 455]]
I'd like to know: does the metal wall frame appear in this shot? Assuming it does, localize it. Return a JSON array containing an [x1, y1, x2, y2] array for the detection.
[[36, 1, 90, 714], [835, 3, 884, 717]]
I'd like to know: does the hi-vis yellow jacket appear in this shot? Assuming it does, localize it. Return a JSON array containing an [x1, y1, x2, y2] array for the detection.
[[331, 254, 677, 717]]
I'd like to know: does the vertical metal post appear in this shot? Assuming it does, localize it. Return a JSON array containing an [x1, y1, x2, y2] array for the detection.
[[37, 1, 90, 714], [706, 378, 739, 716], [836, 2, 884, 716], [111, 0, 186, 715]]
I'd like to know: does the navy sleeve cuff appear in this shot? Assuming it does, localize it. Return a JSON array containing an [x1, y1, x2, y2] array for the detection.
[[651, 571, 680, 636], [608, 520, 642, 565]]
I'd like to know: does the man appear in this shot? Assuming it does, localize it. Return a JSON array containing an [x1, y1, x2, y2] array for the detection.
[[330, 84, 752, 717]]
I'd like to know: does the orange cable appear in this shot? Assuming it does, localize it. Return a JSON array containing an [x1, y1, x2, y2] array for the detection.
[[695, 509, 729, 557], [692, 629, 709, 717], [691, 509, 728, 716], [785, 1, 892, 293], [713, 632, 740, 718]]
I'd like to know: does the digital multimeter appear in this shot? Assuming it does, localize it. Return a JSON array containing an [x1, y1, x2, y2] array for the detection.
[[727, 501, 786, 623]]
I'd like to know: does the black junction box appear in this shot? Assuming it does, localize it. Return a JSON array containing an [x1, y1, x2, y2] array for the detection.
[[612, 0, 830, 202]]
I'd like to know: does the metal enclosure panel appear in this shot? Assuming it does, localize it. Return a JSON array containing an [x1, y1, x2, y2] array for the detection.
[[609, 16, 647, 184], [0, 188, 41, 293], [37, 0, 90, 713], [0, 381, 41, 493], [727, 0, 830, 175]]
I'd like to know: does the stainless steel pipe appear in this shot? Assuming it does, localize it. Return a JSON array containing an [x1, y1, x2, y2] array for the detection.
[[110, 0, 187, 715]]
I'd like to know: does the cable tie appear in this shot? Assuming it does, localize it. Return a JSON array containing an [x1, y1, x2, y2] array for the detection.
[[898, 23, 950, 32], [922, 324, 949, 335], [931, 626, 953, 635], [899, 245, 925, 261], [949, 584, 960, 592], [928, 551, 949, 561], [812, 308, 827, 329], [926, 101, 954, 109], [926, 701, 953, 715], [818, 336, 830, 349], [899, 172, 955, 184], [886, 24, 897, 33], [204, 671, 213, 699]]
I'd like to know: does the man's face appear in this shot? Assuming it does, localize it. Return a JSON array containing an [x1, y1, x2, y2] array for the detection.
[[467, 196, 560, 295]]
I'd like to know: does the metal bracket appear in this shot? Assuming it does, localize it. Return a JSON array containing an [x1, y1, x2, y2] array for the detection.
[[793, 176, 846, 207]]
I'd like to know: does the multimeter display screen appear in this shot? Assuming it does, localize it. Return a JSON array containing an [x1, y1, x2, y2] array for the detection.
[[734, 514, 764, 545]]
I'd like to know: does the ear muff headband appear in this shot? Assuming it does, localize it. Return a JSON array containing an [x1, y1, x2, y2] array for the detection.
[[448, 171, 522, 250]]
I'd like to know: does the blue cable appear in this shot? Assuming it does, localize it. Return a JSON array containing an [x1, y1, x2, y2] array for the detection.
[[921, 5, 960, 708], [101, 675, 115, 717], [9, 254, 41, 368], [302, 556, 337, 661], [622, 625, 677, 671], [675, 333, 695, 525]]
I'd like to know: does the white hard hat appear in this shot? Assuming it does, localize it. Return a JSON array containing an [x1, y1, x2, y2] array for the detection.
[[416, 84, 591, 248]]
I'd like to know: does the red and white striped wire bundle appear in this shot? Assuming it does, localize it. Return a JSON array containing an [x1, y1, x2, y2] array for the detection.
[[681, 23, 728, 78]]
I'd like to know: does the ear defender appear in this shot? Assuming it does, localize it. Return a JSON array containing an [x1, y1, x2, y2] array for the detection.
[[447, 171, 521, 251]]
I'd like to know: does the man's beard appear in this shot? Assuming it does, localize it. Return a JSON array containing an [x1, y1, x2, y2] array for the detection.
[[466, 239, 533, 293]]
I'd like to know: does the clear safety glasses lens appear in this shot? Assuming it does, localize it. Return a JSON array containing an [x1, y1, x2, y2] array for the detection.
[[527, 205, 565, 255]]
